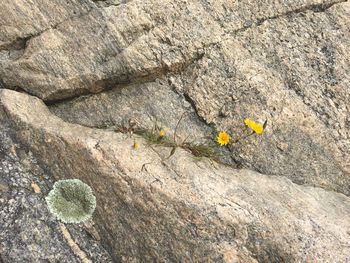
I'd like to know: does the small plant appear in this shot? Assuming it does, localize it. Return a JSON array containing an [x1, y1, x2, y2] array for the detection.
[[46, 179, 96, 224], [97, 121, 110, 129], [244, 118, 265, 135], [217, 131, 230, 146], [96, 114, 266, 166], [134, 126, 224, 162], [133, 140, 139, 149], [159, 129, 166, 138]]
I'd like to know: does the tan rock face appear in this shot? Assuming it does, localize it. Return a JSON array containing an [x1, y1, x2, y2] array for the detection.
[[175, 2, 350, 194], [49, 80, 212, 143], [1, 0, 350, 262], [1, 89, 350, 262], [0, 108, 113, 263], [5, 0, 345, 194], [0, 0, 94, 51], [1, 0, 348, 100]]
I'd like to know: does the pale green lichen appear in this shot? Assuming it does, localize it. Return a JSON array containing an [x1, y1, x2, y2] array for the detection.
[[46, 179, 96, 224]]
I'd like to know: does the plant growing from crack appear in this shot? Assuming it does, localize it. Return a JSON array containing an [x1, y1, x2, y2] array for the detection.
[[132, 113, 222, 160], [96, 113, 267, 165], [46, 179, 96, 224]]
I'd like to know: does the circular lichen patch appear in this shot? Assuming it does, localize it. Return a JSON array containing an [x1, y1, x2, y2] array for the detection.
[[46, 179, 96, 223]]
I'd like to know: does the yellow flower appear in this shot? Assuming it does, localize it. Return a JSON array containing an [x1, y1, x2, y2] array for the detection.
[[159, 129, 166, 137], [244, 119, 264, 134], [217, 131, 230, 146], [133, 142, 139, 149]]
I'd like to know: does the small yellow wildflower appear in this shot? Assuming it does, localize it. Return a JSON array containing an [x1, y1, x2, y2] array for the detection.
[[133, 142, 139, 149], [217, 131, 230, 146], [159, 129, 166, 138], [244, 119, 264, 134]]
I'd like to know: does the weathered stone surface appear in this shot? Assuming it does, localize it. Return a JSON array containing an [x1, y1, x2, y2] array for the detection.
[[2, 89, 350, 262], [1, 0, 219, 100], [174, 2, 350, 195], [0, 0, 94, 51], [50, 80, 212, 143], [0, 0, 347, 101], [1, 0, 350, 261], [0, 117, 113, 262], [19, 0, 348, 195]]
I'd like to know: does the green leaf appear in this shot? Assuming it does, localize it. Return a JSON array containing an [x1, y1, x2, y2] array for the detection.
[[167, 146, 177, 159]]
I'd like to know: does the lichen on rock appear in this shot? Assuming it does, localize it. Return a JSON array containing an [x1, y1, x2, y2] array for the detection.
[[1, 0, 350, 262], [46, 179, 96, 224]]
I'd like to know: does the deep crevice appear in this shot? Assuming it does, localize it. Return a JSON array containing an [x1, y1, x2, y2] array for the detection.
[[92, 0, 130, 8], [0, 36, 31, 52], [228, 0, 348, 35], [0, 6, 96, 53], [2, 0, 348, 105], [254, 0, 347, 27], [182, 93, 208, 125], [44, 50, 206, 106]]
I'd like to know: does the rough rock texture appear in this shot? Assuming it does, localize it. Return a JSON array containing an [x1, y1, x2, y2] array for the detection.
[[0, 0, 94, 51], [176, 2, 350, 194], [10, 0, 346, 195], [0, 0, 348, 101], [50, 80, 212, 143], [1, 0, 350, 262], [2, 89, 350, 262], [0, 118, 113, 262]]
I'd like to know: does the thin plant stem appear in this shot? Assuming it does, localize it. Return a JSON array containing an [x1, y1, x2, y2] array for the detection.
[[173, 112, 187, 143]]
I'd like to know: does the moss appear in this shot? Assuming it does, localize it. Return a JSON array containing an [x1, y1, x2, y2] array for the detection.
[[46, 179, 96, 224]]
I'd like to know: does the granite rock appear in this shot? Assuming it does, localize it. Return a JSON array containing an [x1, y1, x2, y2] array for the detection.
[[1, 89, 350, 262], [20, 0, 349, 195], [1, 0, 350, 261], [0, 117, 113, 263]]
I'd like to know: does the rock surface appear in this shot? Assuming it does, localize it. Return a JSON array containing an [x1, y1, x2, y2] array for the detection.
[[50, 80, 212, 144], [1, 0, 348, 101], [0, 116, 113, 262], [6, 0, 346, 194], [176, 2, 350, 194], [2, 89, 350, 262], [1, 0, 350, 262]]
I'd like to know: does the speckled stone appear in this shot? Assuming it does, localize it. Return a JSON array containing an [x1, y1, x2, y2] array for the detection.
[[0, 124, 113, 263], [1, 89, 350, 262]]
